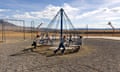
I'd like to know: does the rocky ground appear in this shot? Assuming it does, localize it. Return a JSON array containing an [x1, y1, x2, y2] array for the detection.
[[0, 38, 120, 72]]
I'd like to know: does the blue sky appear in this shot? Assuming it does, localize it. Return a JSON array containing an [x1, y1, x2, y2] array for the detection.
[[0, 0, 120, 28]]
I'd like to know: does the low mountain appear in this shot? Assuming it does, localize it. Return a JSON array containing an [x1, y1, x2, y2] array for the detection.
[[0, 20, 17, 27]]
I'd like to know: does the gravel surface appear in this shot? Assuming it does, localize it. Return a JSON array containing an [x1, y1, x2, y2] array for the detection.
[[0, 38, 120, 72]]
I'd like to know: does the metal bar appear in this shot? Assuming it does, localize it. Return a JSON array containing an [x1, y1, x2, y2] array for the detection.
[[60, 8, 64, 41], [4, 19, 24, 22], [86, 24, 88, 38], [1, 19, 6, 41], [31, 21, 34, 39], [23, 20, 25, 40], [4, 20, 6, 41], [47, 11, 60, 31], [1, 20, 4, 41], [108, 22, 115, 36], [64, 12, 75, 30], [4, 19, 25, 40], [55, 14, 60, 30]]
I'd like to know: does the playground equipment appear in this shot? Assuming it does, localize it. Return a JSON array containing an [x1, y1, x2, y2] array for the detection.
[[108, 21, 115, 36], [0, 19, 26, 42], [0, 19, 6, 42], [36, 23, 43, 35], [32, 8, 82, 53]]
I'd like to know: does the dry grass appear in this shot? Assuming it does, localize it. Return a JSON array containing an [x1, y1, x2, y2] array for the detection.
[[0, 30, 120, 42], [0, 31, 36, 41], [0, 31, 36, 37]]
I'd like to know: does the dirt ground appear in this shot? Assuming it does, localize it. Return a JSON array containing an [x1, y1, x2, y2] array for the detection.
[[0, 38, 120, 72]]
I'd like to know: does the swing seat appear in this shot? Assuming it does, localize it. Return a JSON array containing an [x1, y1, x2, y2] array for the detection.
[[39, 40, 45, 44], [69, 45, 81, 52]]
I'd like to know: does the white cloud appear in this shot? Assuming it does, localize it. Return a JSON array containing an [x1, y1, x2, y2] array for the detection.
[[105, 0, 120, 4], [76, 7, 120, 21], [0, 9, 10, 19], [111, 7, 120, 13], [62, 3, 80, 19], [105, 17, 120, 20], [76, 8, 107, 19], [102, 0, 120, 8], [13, 12, 35, 19], [30, 3, 80, 19], [13, 3, 80, 20], [0, 9, 10, 12], [13, 2, 120, 22], [30, 4, 60, 19], [12, 2, 120, 28]]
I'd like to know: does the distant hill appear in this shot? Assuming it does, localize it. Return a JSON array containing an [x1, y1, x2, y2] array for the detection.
[[0, 20, 19, 31], [0, 19, 119, 33], [0, 20, 17, 27], [0, 20, 36, 32]]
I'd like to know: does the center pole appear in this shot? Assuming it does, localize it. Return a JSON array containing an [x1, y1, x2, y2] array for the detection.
[[60, 8, 64, 41]]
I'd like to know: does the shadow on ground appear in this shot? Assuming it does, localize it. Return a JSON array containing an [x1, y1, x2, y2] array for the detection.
[[9, 45, 81, 57]]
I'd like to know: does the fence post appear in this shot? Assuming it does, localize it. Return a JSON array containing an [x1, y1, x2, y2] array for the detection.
[[23, 20, 25, 40]]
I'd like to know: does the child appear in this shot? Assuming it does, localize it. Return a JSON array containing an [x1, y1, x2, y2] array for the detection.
[[32, 35, 40, 49], [54, 36, 66, 54]]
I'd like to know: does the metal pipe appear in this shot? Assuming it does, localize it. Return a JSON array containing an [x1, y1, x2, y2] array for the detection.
[[1, 20, 4, 41], [23, 20, 25, 40], [60, 8, 64, 41], [31, 21, 33, 39], [4, 19, 25, 40], [86, 24, 88, 38], [1, 19, 6, 41], [108, 22, 115, 36], [31, 21, 34, 39]]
